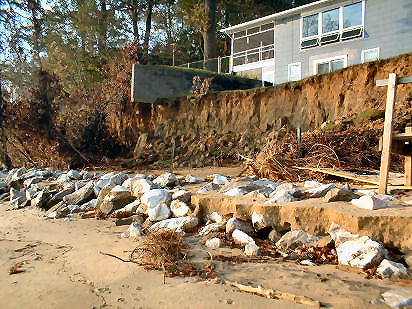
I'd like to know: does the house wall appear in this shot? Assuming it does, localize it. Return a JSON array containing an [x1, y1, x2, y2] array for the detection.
[[273, 0, 412, 84]]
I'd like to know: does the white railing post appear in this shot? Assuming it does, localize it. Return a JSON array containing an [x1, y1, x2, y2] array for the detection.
[[218, 56, 221, 73], [187, 63, 190, 68]]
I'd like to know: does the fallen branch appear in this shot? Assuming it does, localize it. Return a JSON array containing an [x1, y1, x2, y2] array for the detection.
[[226, 280, 322, 308], [99, 251, 136, 263]]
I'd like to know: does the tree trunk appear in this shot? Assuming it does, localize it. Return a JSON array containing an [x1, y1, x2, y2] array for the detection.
[[130, 0, 140, 40], [143, 0, 154, 58], [98, 0, 108, 54], [203, 0, 217, 71], [28, 0, 43, 69]]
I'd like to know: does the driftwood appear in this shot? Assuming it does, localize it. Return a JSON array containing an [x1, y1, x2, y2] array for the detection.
[[226, 280, 322, 308]]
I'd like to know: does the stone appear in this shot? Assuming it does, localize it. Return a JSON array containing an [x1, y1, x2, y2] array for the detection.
[[124, 222, 143, 238], [63, 181, 94, 205], [377, 259, 408, 279], [23, 177, 43, 188], [304, 180, 323, 188], [253, 179, 278, 188], [315, 236, 334, 248], [149, 216, 199, 233], [115, 215, 145, 226], [252, 211, 272, 231], [121, 177, 133, 189], [351, 195, 388, 210], [271, 183, 300, 197], [94, 187, 112, 214], [244, 242, 260, 256], [67, 170, 82, 180], [75, 180, 89, 191], [147, 203, 171, 221], [10, 188, 26, 203], [185, 174, 205, 184], [96, 179, 110, 188], [47, 211, 60, 219], [198, 223, 226, 236], [170, 200, 190, 217], [108, 173, 128, 185], [205, 238, 221, 249], [98, 186, 135, 215], [122, 199, 141, 213], [226, 218, 254, 235], [172, 190, 191, 204], [268, 229, 282, 243], [246, 187, 274, 199], [56, 174, 71, 183], [68, 204, 81, 213], [46, 201, 65, 216], [381, 289, 412, 308], [100, 172, 115, 180], [305, 183, 336, 198], [46, 187, 74, 208], [224, 187, 247, 196], [265, 189, 297, 204], [80, 171, 93, 180], [336, 236, 385, 269], [405, 254, 412, 268], [153, 173, 177, 188], [209, 212, 226, 224], [31, 190, 50, 209], [232, 229, 255, 245], [25, 188, 37, 200], [323, 185, 356, 202], [213, 174, 228, 185], [300, 260, 316, 266], [276, 230, 320, 250], [80, 199, 97, 211], [328, 222, 359, 247], [130, 178, 154, 196], [197, 183, 220, 193], [141, 189, 171, 208]]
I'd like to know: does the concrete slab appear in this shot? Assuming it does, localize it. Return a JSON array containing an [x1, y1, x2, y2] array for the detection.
[[191, 193, 412, 251]]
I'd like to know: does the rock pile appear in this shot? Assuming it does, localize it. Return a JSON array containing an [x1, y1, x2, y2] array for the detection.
[[1, 168, 409, 283]]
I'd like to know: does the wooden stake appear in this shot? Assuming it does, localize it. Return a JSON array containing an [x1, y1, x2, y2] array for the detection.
[[405, 126, 412, 186], [379, 73, 397, 194]]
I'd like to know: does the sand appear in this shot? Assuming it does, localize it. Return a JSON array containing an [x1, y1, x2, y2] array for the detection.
[[1, 203, 411, 309]]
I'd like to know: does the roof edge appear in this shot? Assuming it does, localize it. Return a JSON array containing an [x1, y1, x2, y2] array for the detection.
[[220, 0, 334, 34]]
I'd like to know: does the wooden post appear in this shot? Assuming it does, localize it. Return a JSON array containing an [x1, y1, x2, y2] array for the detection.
[[378, 73, 397, 194], [405, 126, 412, 186], [297, 126, 302, 158]]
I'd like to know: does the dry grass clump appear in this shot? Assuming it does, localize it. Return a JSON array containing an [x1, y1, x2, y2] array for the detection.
[[244, 127, 388, 182], [130, 230, 187, 271]]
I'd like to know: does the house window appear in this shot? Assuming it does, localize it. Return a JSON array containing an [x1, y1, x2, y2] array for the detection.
[[362, 48, 380, 63], [322, 8, 339, 33], [301, 1, 364, 49], [343, 2, 362, 29], [314, 55, 347, 74], [288, 62, 301, 81], [302, 14, 318, 38]]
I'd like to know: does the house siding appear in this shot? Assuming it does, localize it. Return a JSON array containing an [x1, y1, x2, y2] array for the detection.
[[271, 0, 412, 84]]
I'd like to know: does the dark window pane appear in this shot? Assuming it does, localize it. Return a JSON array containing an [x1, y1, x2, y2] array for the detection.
[[322, 8, 339, 33], [317, 62, 329, 74], [343, 2, 362, 28], [331, 59, 345, 71], [303, 14, 318, 37], [261, 23, 274, 31], [234, 31, 246, 39]]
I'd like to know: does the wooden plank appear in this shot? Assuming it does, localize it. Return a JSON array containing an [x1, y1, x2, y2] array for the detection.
[[363, 185, 412, 190], [378, 73, 397, 194], [376, 75, 412, 87], [405, 126, 412, 186], [392, 132, 412, 141], [293, 166, 382, 185]]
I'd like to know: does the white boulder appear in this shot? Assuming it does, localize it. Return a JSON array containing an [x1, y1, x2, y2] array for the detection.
[[147, 203, 171, 221], [140, 189, 171, 208], [205, 238, 221, 249], [382, 289, 412, 308], [276, 230, 320, 250], [149, 216, 199, 233], [351, 195, 388, 210], [252, 211, 272, 231], [153, 173, 177, 188], [232, 229, 255, 246], [213, 174, 228, 185], [170, 200, 190, 217], [131, 178, 155, 196], [377, 259, 408, 279], [244, 242, 259, 256], [185, 174, 205, 184], [226, 218, 254, 235]]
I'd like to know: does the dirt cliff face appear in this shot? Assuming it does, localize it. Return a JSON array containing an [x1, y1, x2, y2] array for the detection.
[[109, 53, 411, 146]]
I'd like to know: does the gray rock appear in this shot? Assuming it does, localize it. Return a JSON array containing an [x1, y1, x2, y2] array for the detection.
[[113, 199, 140, 214], [265, 188, 297, 204], [252, 211, 272, 231], [305, 183, 336, 198], [170, 200, 190, 217], [140, 189, 171, 208], [226, 218, 254, 235], [303, 180, 323, 188], [276, 230, 320, 250], [198, 222, 226, 236], [244, 242, 260, 256], [213, 174, 228, 185], [336, 236, 385, 269], [75, 180, 89, 191], [80, 171, 93, 180], [185, 174, 205, 184], [323, 185, 357, 202], [149, 216, 199, 232], [328, 222, 359, 247], [147, 203, 171, 221], [153, 173, 178, 188], [377, 259, 408, 279], [94, 187, 112, 214], [46, 187, 74, 208], [10, 187, 26, 202], [232, 229, 255, 245], [172, 190, 191, 204], [253, 179, 278, 188], [351, 195, 388, 210], [108, 173, 128, 185], [268, 229, 281, 243], [31, 190, 50, 209], [197, 183, 220, 193], [208, 212, 227, 224], [115, 215, 145, 226], [122, 222, 143, 238], [63, 181, 95, 205], [56, 174, 71, 183], [381, 289, 412, 308], [68, 204, 81, 213], [46, 201, 65, 216], [67, 170, 82, 180], [131, 178, 155, 196], [205, 238, 221, 249], [98, 185, 135, 215], [23, 177, 43, 188], [80, 199, 97, 211], [25, 188, 37, 200], [224, 187, 248, 196]]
